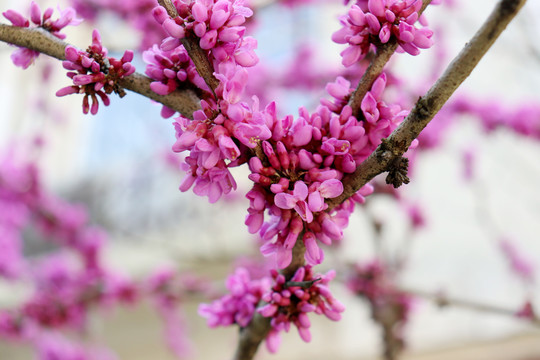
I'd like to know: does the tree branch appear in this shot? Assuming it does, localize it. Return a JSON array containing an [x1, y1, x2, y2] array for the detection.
[[404, 288, 540, 326], [348, 0, 432, 119], [0, 24, 200, 118], [157, 0, 220, 93], [329, 0, 527, 208]]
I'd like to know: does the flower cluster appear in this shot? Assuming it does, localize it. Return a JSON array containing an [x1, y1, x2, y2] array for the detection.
[[258, 266, 344, 353], [143, 0, 270, 202], [246, 73, 404, 269], [198, 264, 344, 353], [143, 44, 210, 117], [0, 149, 209, 359], [153, 0, 258, 68], [2, 1, 82, 68], [333, 0, 433, 67], [56, 30, 136, 115], [198, 267, 271, 327]]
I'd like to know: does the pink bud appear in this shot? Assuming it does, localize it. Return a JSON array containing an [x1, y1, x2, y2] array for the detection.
[[152, 6, 168, 24], [56, 86, 79, 97], [340, 45, 363, 67], [163, 18, 185, 38], [413, 27, 433, 49], [30, 2, 41, 25], [258, 303, 278, 317], [263, 141, 281, 170], [234, 48, 258, 67], [276, 246, 293, 269], [192, 2, 208, 22], [219, 26, 245, 42], [322, 217, 343, 240], [379, 23, 391, 43], [319, 179, 344, 199], [194, 22, 207, 37], [3, 10, 29, 27], [385, 9, 396, 22], [274, 193, 296, 210], [368, 0, 385, 17], [304, 232, 323, 265], [200, 29, 218, 49], [348, 6, 366, 27], [365, 13, 381, 34], [210, 8, 229, 30], [398, 22, 415, 43]]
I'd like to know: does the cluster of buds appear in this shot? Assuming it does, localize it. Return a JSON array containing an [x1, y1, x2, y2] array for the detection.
[[143, 44, 209, 117], [246, 73, 404, 269], [198, 267, 271, 327], [2, 1, 82, 68], [333, 0, 433, 66], [258, 266, 345, 353], [56, 30, 136, 115], [152, 0, 258, 67], [144, 0, 270, 202], [198, 265, 344, 353]]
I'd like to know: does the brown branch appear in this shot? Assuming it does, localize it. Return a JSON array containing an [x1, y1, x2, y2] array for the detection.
[[0, 24, 200, 118], [328, 0, 527, 208], [157, 0, 220, 93], [405, 288, 540, 326], [233, 238, 306, 360], [348, 0, 432, 119]]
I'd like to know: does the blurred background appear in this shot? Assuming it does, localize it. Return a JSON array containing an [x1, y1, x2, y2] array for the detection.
[[0, 0, 539, 359]]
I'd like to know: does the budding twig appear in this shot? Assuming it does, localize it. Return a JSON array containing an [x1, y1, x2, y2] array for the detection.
[[329, 0, 528, 208], [0, 24, 201, 117]]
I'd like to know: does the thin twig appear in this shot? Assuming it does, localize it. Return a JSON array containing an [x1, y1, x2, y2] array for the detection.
[[0, 24, 201, 117], [157, 0, 220, 92], [328, 0, 528, 208], [348, 0, 432, 119], [404, 288, 540, 326]]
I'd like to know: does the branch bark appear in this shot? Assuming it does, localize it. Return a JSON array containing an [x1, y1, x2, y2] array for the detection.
[[348, 0, 432, 119], [329, 0, 527, 208], [0, 24, 201, 118]]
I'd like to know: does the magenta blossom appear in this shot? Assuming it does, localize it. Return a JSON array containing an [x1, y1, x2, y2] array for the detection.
[[56, 30, 136, 115], [198, 267, 271, 327], [333, 0, 433, 67], [258, 266, 344, 353]]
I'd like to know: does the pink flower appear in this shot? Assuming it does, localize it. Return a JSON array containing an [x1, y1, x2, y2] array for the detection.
[[274, 181, 313, 223], [56, 30, 136, 115], [198, 267, 271, 328], [333, 0, 433, 67], [258, 266, 344, 352]]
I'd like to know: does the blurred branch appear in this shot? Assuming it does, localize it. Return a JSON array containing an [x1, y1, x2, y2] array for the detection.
[[0, 24, 200, 117], [405, 288, 540, 326], [329, 0, 528, 208]]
